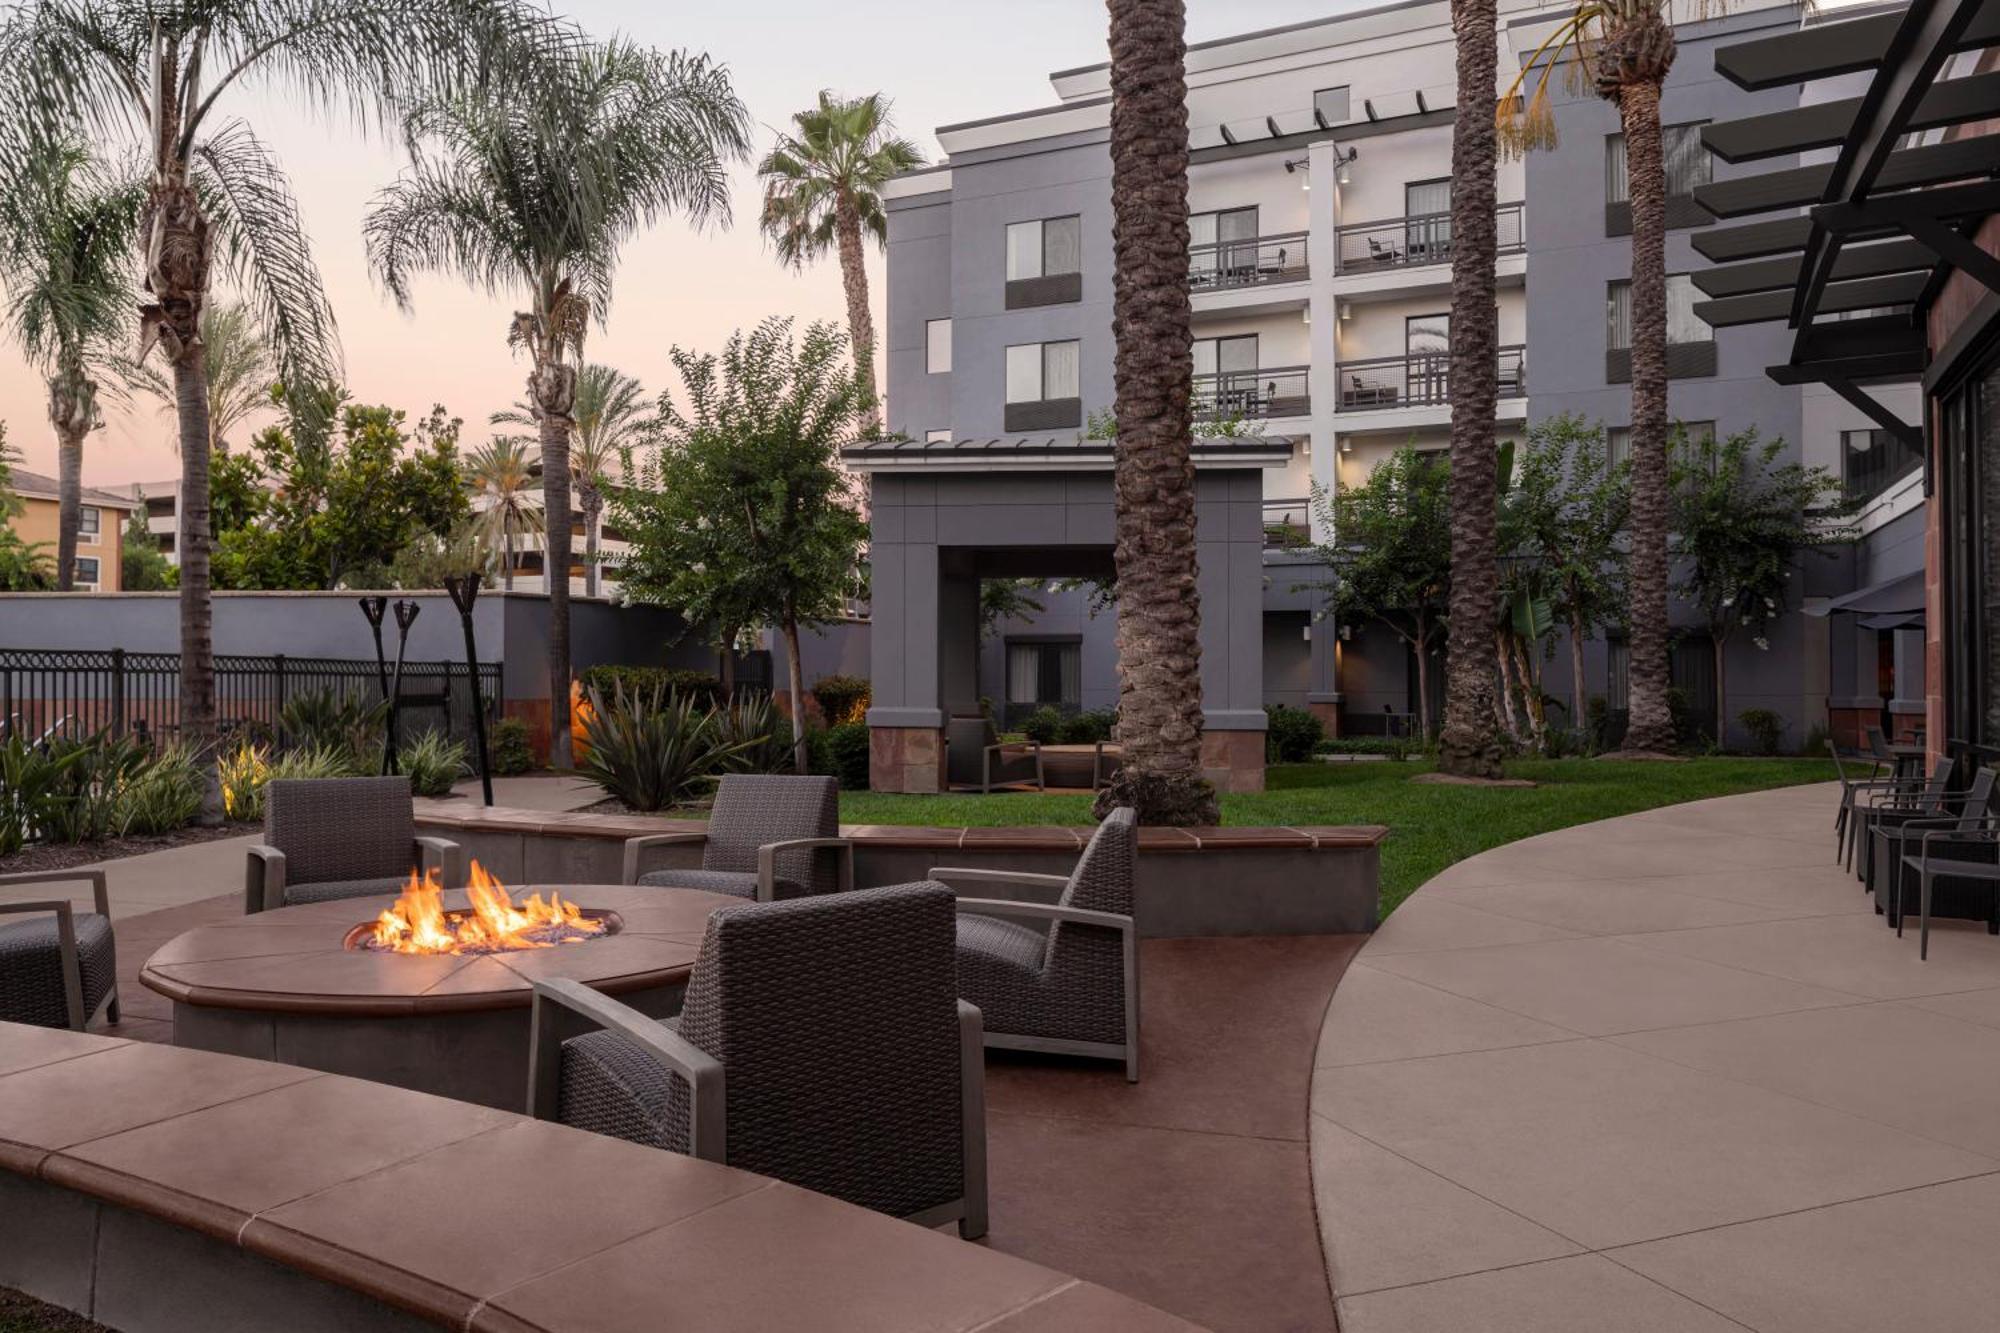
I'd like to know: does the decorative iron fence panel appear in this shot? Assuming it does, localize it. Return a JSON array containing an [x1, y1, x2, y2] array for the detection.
[[0, 649, 500, 749]]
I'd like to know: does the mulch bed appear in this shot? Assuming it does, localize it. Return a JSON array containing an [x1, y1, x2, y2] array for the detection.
[[0, 823, 255, 877], [0, 1288, 112, 1333]]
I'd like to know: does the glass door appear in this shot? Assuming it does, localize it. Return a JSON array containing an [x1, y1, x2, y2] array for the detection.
[[1406, 314, 1449, 405], [1405, 180, 1451, 264], [1194, 335, 1258, 415]]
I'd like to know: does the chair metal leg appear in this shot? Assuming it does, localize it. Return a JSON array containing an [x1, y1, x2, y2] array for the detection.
[[1921, 866, 1934, 962]]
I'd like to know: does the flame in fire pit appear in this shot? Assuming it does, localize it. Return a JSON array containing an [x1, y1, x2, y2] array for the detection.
[[356, 862, 608, 955]]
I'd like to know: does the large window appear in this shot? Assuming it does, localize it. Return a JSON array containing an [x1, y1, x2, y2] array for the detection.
[[1843, 427, 1923, 503], [1607, 276, 1710, 350], [1313, 86, 1351, 125], [1005, 216, 1081, 281], [1606, 124, 1711, 203], [1189, 206, 1258, 283], [925, 318, 951, 373], [78, 506, 101, 543], [1193, 334, 1257, 380], [73, 556, 100, 587], [1006, 640, 1081, 710], [1004, 340, 1081, 430]]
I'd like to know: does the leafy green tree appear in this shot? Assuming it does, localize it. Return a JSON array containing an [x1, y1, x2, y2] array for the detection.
[[120, 511, 175, 590], [757, 92, 923, 436], [1671, 426, 1858, 747], [0, 426, 51, 590], [1309, 447, 1453, 738], [367, 38, 751, 767], [614, 318, 870, 774], [980, 579, 1047, 639]]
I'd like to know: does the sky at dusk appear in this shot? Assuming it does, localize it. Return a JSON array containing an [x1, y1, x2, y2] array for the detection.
[[4, 0, 1353, 488]]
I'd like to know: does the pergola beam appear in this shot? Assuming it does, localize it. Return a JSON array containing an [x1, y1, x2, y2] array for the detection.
[[1693, 132, 2000, 219], [1695, 272, 1928, 329], [1701, 70, 2000, 164], [1714, 0, 2000, 91], [1690, 216, 1817, 264], [1690, 238, 1933, 299]]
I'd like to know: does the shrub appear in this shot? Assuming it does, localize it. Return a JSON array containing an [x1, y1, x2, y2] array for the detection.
[[1585, 695, 1611, 752], [577, 686, 748, 812], [0, 734, 81, 855], [813, 720, 871, 791], [810, 674, 870, 726], [1020, 706, 1066, 745], [1314, 736, 1415, 760], [1800, 720, 1831, 761], [487, 718, 536, 775], [220, 741, 352, 823], [115, 742, 203, 835], [717, 696, 796, 774], [279, 686, 386, 767], [1264, 704, 1326, 764], [579, 665, 723, 708], [1666, 686, 1698, 749], [41, 731, 150, 844], [1057, 709, 1116, 744], [1738, 707, 1786, 757], [398, 730, 469, 798]]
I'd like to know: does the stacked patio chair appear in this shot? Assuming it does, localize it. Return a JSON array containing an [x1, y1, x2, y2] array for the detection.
[[1828, 740, 1912, 867], [529, 882, 987, 1239], [944, 715, 1044, 794], [620, 774, 852, 901], [245, 776, 464, 913], [933, 807, 1141, 1082], [1850, 757, 1956, 903], [1886, 768, 2000, 958], [0, 870, 118, 1030]]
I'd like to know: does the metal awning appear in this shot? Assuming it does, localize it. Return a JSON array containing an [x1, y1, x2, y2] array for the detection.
[[1859, 610, 1925, 630], [1806, 570, 1926, 617]]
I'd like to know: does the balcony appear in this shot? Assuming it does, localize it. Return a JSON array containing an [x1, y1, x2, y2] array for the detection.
[[1188, 232, 1309, 291], [1336, 346, 1525, 412], [1194, 366, 1309, 421], [1333, 203, 1524, 275], [1263, 497, 1311, 550]]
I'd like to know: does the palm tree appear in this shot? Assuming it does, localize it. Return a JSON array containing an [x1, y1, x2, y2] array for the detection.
[[463, 437, 542, 591], [123, 301, 277, 453], [0, 137, 140, 592], [367, 39, 751, 768], [757, 92, 922, 436], [2, 0, 569, 817], [1095, 0, 1218, 827], [1501, 1, 1681, 754], [1433, 0, 1507, 779], [492, 363, 653, 598]]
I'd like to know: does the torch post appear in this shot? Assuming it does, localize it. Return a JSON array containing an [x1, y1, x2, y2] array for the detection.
[[444, 574, 494, 807], [384, 600, 420, 777]]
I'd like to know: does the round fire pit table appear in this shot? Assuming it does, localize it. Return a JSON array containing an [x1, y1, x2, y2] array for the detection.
[[140, 885, 737, 1111]]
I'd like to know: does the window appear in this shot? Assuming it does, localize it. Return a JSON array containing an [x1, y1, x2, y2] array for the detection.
[[1006, 641, 1081, 709], [925, 429, 952, 443], [1606, 640, 1630, 712], [1607, 275, 1711, 349], [925, 319, 952, 373], [1004, 340, 1082, 429], [1403, 179, 1452, 261], [1313, 86, 1351, 125], [1606, 124, 1712, 203], [1843, 427, 1923, 502], [73, 556, 100, 587], [1005, 216, 1081, 281], [1607, 420, 1715, 474], [77, 506, 101, 544], [1192, 334, 1257, 380], [1189, 206, 1258, 282]]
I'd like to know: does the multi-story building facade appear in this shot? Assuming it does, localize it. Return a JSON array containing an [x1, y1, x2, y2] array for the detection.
[[9, 470, 136, 591], [871, 0, 1918, 751]]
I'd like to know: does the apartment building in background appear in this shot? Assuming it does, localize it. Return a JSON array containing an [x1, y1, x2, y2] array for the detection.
[[7, 471, 136, 591], [874, 0, 1919, 749]]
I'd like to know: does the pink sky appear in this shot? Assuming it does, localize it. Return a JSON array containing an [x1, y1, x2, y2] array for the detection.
[[4, 1, 1342, 487]]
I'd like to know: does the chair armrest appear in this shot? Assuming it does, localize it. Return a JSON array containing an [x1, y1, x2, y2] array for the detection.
[[245, 845, 285, 914], [527, 977, 726, 1161], [0, 868, 108, 919], [929, 867, 1072, 899], [0, 899, 85, 1029], [958, 999, 987, 1239], [756, 837, 854, 901], [621, 832, 709, 885], [413, 837, 465, 890], [953, 897, 1133, 932]]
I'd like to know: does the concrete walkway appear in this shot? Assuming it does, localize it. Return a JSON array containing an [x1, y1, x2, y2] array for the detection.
[[1312, 781, 2000, 1332]]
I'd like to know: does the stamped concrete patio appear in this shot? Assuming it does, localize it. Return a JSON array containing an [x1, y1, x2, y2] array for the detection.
[[1312, 780, 2000, 1333]]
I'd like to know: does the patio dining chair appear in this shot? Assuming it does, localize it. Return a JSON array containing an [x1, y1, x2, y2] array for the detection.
[[1887, 768, 2000, 957], [945, 715, 1044, 794], [620, 773, 853, 901], [931, 807, 1140, 1082], [528, 882, 987, 1239], [245, 776, 464, 914], [0, 870, 118, 1030], [1829, 740, 1919, 866], [1853, 756, 1957, 900]]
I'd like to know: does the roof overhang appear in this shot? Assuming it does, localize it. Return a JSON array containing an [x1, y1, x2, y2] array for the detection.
[[841, 436, 1297, 474]]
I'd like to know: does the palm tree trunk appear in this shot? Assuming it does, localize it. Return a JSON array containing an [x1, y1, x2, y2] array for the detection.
[[783, 614, 810, 775], [52, 412, 82, 594], [1713, 629, 1728, 751], [833, 200, 881, 437], [176, 348, 220, 822], [1438, 0, 1504, 779], [502, 516, 515, 591], [537, 399, 573, 768], [1495, 627, 1522, 741], [582, 482, 602, 599], [1099, 0, 1217, 826], [1615, 71, 1676, 754]]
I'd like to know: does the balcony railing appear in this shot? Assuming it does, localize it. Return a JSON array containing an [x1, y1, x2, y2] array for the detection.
[[1188, 231, 1309, 291], [1193, 366, 1310, 420], [1263, 497, 1312, 550], [1336, 346, 1526, 411], [1333, 203, 1524, 275]]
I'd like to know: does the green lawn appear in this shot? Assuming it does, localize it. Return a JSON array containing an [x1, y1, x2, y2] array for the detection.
[[839, 757, 1837, 916]]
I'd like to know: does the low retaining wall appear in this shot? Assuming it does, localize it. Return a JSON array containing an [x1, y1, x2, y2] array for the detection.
[[412, 803, 1385, 938]]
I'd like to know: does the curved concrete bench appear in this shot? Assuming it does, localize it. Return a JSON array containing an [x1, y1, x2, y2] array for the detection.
[[412, 802, 1387, 938], [0, 1023, 1197, 1333]]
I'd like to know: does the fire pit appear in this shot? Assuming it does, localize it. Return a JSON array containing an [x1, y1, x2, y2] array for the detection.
[[140, 877, 738, 1110]]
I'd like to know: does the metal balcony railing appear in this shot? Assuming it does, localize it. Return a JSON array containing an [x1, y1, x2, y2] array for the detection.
[[1263, 497, 1312, 550], [1333, 203, 1524, 275], [1193, 366, 1310, 420], [1188, 231, 1309, 290], [1336, 346, 1526, 411]]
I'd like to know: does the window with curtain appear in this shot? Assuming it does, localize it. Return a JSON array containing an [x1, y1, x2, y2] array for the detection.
[[1006, 641, 1082, 706], [925, 319, 951, 373], [1193, 334, 1258, 378], [1005, 341, 1081, 404], [1607, 420, 1714, 475], [1006, 216, 1082, 280], [1607, 640, 1630, 712], [1608, 275, 1710, 349], [1190, 206, 1258, 276], [1605, 124, 1711, 203], [1405, 179, 1449, 217]]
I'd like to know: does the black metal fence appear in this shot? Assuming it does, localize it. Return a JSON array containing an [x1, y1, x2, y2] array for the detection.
[[0, 649, 501, 748]]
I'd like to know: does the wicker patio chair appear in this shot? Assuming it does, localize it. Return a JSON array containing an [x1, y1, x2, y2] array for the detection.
[[1887, 768, 2000, 957], [528, 882, 986, 1239], [620, 774, 852, 901], [0, 870, 118, 1031], [932, 806, 1141, 1082], [245, 776, 465, 914], [945, 715, 1044, 794]]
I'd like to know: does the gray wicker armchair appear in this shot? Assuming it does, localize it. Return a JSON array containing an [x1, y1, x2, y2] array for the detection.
[[933, 806, 1140, 1082], [528, 882, 987, 1239], [945, 715, 1044, 794], [620, 774, 852, 901], [0, 870, 118, 1030], [245, 776, 464, 914]]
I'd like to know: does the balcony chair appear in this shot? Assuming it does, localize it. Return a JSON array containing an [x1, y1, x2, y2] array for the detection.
[[0, 870, 118, 1030], [245, 776, 464, 914], [933, 807, 1141, 1082], [529, 882, 987, 1239], [945, 715, 1044, 794], [621, 773, 853, 901], [1366, 237, 1401, 265], [1345, 374, 1397, 408]]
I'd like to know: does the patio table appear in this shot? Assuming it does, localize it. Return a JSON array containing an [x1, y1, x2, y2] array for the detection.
[[1037, 742, 1122, 790]]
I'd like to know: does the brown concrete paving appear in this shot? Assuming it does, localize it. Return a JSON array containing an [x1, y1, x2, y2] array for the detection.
[[1312, 781, 2000, 1333]]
